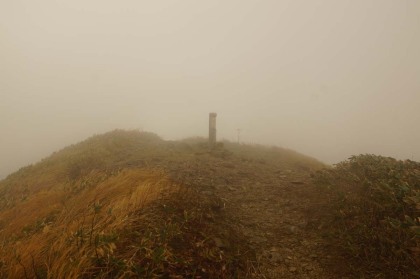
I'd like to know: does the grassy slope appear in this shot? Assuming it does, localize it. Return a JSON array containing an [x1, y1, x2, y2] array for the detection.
[[0, 130, 326, 278], [181, 136, 326, 171], [311, 155, 420, 278], [7, 130, 417, 278]]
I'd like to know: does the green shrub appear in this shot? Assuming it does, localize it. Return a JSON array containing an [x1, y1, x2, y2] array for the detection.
[[314, 155, 420, 278]]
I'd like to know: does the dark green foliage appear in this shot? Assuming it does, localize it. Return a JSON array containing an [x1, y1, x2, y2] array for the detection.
[[314, 154, 420, 278]]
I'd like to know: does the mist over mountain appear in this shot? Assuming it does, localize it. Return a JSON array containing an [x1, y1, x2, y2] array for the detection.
[[0, 130, 418, 278], [1, 1, 419, 181]]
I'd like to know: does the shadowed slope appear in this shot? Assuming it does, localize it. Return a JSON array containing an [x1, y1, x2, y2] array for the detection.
[[0, 130, 328, 278]]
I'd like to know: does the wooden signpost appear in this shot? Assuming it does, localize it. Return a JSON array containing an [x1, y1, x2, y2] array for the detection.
[[209, 112, 217, 147]]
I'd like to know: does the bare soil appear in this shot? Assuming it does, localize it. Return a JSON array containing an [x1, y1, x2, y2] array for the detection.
[[158, 147, 350, 279]]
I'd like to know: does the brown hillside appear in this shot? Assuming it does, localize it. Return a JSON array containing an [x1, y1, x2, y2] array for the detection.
[[5, 130, 410, 278]]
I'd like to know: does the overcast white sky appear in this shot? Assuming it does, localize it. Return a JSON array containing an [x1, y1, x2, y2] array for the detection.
[[1, 0, 419, 178]]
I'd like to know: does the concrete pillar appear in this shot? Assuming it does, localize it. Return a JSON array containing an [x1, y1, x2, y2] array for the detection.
[[209, 112, 217, 147]]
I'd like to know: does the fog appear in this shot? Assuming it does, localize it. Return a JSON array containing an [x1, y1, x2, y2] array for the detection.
[[1, 0, 419, 179]]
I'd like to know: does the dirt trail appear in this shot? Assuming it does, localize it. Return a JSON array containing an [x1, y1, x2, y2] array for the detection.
[[218, 171, 334, 279], [164, 149, 344, 279]]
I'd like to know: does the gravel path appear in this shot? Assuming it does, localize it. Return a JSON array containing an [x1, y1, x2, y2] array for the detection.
[[163, 149, 345, 278]]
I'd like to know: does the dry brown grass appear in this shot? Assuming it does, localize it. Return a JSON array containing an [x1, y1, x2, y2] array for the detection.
[[1, 130, 307, 278], [0, 166, 245, 278], [0, 168, 175, 278]]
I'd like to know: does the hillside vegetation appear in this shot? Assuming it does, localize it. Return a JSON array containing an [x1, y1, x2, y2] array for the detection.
[[312, 155, 420, 278], [0, 132, 223, 278], [4, 130, 417, 278], [1, 167, 243, 278], [0, 130, 325, 278]]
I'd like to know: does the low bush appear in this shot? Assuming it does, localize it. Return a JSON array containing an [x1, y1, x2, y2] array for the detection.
[[313, 155, 420, 278]]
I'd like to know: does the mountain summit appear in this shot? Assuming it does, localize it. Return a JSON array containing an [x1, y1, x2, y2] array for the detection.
[[1, 130, 417, 278]]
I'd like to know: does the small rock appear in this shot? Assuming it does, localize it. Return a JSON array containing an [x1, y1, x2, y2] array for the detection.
[[250, 236, 268, 244], [42, 225, 50, 234], [301, 240, 309, 246], [204, 213, 214, 221], [211, 203, 222, 211], [289, 267, 297, 272], [212, 237, 227, 248], [269, 251, 282, 263], [287, 225, 298, 234]]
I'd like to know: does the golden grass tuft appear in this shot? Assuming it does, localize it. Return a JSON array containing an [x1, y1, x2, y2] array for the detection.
[[0, 169, 176, 278]]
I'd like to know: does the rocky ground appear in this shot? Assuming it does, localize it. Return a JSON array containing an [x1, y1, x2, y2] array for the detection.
[[154, 146, 350, 279], [2, 131, 413, 278]]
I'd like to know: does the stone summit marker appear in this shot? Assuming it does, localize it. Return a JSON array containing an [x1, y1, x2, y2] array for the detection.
[[209, 112, 217, 147]]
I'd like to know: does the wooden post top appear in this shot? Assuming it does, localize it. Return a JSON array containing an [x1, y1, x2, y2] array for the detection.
[[209, 112, 217, 147]]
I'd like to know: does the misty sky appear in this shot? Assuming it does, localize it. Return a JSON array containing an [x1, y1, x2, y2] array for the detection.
[[1, 0, 419, 179]]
